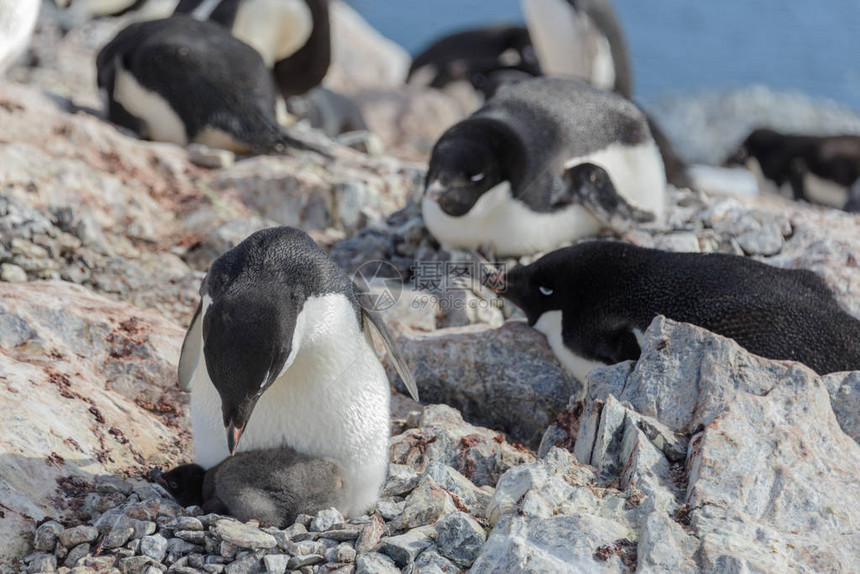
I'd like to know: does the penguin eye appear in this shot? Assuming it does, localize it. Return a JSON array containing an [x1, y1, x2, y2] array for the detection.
[[471, 172, 485, 183], [539, 286, 553, 296]]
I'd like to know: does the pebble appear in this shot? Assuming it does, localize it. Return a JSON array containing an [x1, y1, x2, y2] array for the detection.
[[103, 526, 135, 549], [374, 500, 405, 521], [378, 526, 435, 566], [26, 552, 57, 573], [63, 543, 91, 568], [262, 554, 290, 574], [168, 517, 204, 531], [412, 548, 462, 574], [214, 520, 277, 550], [1, 262, 28, 282], [434, 512, 487, 568], [139, 535, 168, 562], [287, 554, 326, 569], [59, 526, 98, 549], [175, 530, 207, 544], [354, 515, 386, 554], [33, 521, 64, 552], [382, 464, 420, 497], [354, 553, 399, 574], [309, 508, 344, 533], [224, 554, 260, 574]]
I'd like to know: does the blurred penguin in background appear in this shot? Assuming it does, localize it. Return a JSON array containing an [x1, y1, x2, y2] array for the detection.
[[407, 24, 542, 99], [0, 0, 41, 74], [521, 0, 633, 98], [174, 0, 331, 98]]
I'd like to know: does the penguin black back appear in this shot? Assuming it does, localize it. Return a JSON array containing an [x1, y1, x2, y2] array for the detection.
[[501, 241, 860, 375], [97, 16, 316, 153]]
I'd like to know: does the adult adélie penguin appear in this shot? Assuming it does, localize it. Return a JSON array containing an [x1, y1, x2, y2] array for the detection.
[[177, 227, 418, 516]]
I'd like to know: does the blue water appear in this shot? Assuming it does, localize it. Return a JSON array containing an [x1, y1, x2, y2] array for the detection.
[[347, 0, 860, 110]]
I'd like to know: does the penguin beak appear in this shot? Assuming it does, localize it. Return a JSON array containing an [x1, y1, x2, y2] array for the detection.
[[226, 422, 244, 455], [425, 180, 447, 201]]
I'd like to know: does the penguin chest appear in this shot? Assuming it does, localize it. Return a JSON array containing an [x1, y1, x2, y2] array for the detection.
[[534, 311, 607, 383], [233, 0, 313, 68], [0, 0, 40, 73], [112, 61, 188, 145], [422, 181, 602, 256]]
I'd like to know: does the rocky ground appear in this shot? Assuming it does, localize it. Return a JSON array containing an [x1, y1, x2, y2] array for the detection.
[[2, 2, 860, 573]]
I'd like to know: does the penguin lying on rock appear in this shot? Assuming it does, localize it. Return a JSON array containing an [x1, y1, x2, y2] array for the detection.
[[151, 447, 346, 527], [728, 128, 860, 212], [494, 239, 860, 381], [423, 77, 666, 257], [97, 15, 322, 154], [177, 227, 418, 517]]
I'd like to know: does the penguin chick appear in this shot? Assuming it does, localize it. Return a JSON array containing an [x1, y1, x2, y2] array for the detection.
[[496, 240, 860, 381], [155, 447, 347, 527], [423, 77, 665, 257], [177, 226, 417, 516], [96, 15, 321, 155]]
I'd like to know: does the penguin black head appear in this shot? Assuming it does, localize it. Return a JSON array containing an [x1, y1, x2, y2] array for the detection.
[[152, 464, 207, 507], [491, 252, 568, 326], [425, 119, 511, 217], [726, 128, 783, 166]]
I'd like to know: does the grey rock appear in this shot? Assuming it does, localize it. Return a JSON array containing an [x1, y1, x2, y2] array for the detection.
[[390, 477, 457, 532], [378, 525, 435, 566], [262, 554, 289, 574], [381, 464, 420, 497], [1, 263, 28, 282], [374, 499, 405, 522], [214, 520, 277, 550], [175, 530, 206, 545], [318, 527, 361, 542], [423, 463, 494, 518], [823, 371, 860, 444], [187, 144, 235, 169], [224, 554, 260, 574], [354, 515, 386, 555], [131, 521, 157, 540], [434, 512, 486, 568], [118, 555, 160, 574], [58, 527, 98, 549], [331, 543, 356, 563], [103, 526, 134, 549], [280, 523, 308, 542], [33, 522, 64, 552], [309, 508, 344, 533], [392, 322, 576, 447], [286, 554, 325, 569], [354, 553, 399, 574], [389, 404, 534, 488], [26, 552, 57, 573], [183, 217, 274, 272], [167, 517, 204, 532], [62, 544, 90, 568], [412, 548, 462, 574]]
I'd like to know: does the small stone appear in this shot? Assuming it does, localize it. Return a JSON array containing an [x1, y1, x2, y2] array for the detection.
[[390, 478, 456, 531], [63, 544, 90, 568], [188, 144, 236, 169], [173, 567, 201, 574], [374, 500, 404, 521], [281, 523, 308, 541], [131, 520, 157, 539], [118, 555, 159, 574], [319, 527, 361, 542], [263, 554, 289, 574], [59, 526, 98, 548], [309, 508, 344, 533], [382, 464, 420, 497], [215, 520, 278, 550], [95, 475, 134, 495], [81, 555, 118, 570], [434, 512, 486, 568], [26, 552, 57, 573], [203, 566, 225, 574], [127, 539, 141, 553], [139, 535, 168, 562], [355, 516, 386, 555], [318, 564, 355, 574], [187, 553, 206, 569], [354, 553, 399, 574], [224, 554, 260, 574], [286, 554, 325, 569], [165, 537, 202, 561], [34, 521, 64, 552], [293, 515, 313, 528], [333, 543, 356, 563], [413, 548, 462, 574], [167, 517, 204, 531], [220, 541, 239, 559], [103, 526, 135, 549], [175, 530, 206, 544], [378, 526, 435, 566]]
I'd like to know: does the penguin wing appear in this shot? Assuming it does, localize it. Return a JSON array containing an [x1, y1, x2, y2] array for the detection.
[[561, 162, 655, 233], [358, 303, 419, 403], [177, 302, 203, 392]]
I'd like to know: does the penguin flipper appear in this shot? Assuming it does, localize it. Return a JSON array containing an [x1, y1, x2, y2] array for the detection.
[[177, 302, 203, 392], [359, 304, 419, 403], [562, 162, 656, 233]]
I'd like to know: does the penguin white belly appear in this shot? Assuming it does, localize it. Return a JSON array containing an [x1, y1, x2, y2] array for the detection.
[[0, 0, 40, 74], [564, 141, 667, 219], [232, 0, 313, 68], [802, 172, 848, 208], [113, 62, 188, 145], [422, 181, 602, 256], [190, 294, 390, 516], [534, 311, 606, 383], [521, 0, 588, 80]]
